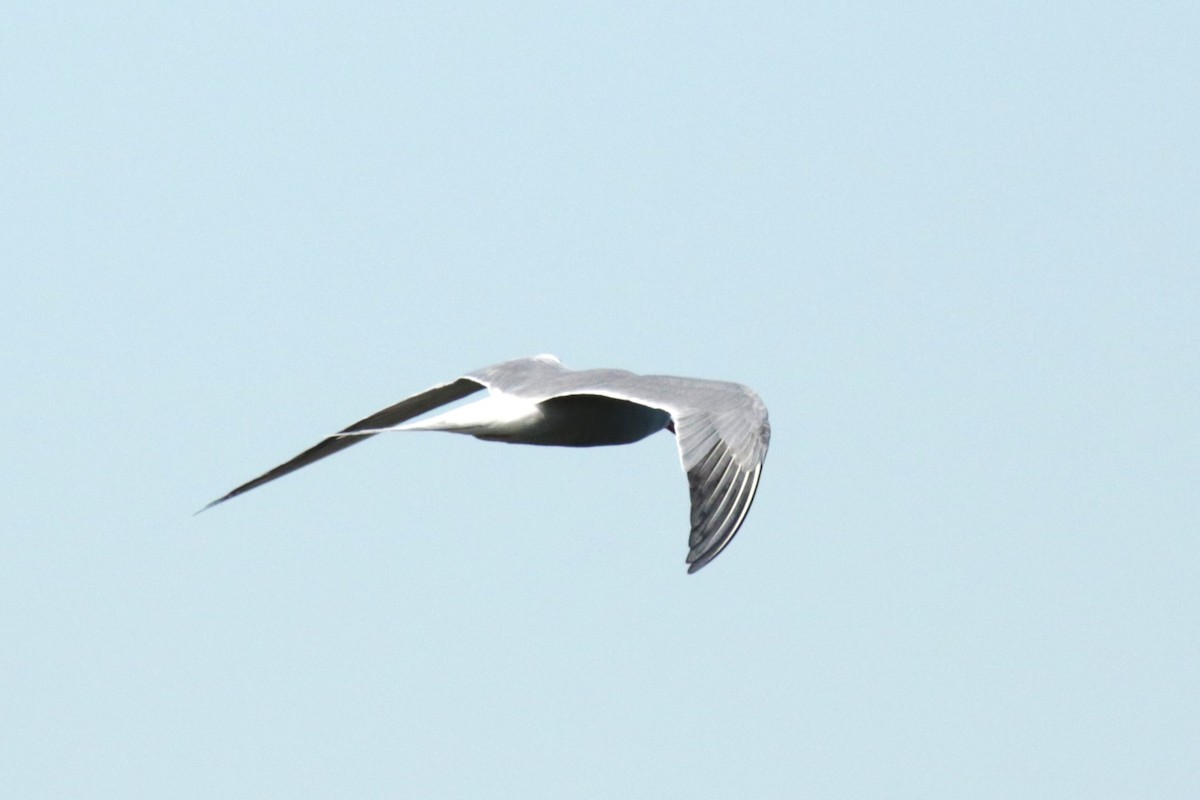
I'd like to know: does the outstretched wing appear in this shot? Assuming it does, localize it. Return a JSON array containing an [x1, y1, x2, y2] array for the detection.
[[533, 370, 771, 574], [681, 436, 765, 573], [199, 377, 484, 512], [670, 394, 770, 574]]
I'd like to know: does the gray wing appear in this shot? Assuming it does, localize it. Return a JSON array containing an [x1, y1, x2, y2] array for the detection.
[[681, 435, 766, 573], [539, 369, 770, 574], [671, 396, 770, 573], [200, 377, 484, 511]]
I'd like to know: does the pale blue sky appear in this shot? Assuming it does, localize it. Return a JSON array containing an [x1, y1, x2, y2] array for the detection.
[[2, 3, 1198, 798]]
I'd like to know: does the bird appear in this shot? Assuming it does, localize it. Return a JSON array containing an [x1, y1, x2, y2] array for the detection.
[[202, 354, 770, 573]]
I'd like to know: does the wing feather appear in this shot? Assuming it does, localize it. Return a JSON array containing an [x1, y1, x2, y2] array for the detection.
[[199, 377, 484, 511], [685, 459, 762, 574], [674, 395, 769, 573]]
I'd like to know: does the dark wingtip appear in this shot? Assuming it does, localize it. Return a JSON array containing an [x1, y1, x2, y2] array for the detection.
[[193, 496, 228, 516]]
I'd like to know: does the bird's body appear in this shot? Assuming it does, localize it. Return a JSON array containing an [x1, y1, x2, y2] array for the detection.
[[203, 355, 770, 573], [405, 391, 672, 446]]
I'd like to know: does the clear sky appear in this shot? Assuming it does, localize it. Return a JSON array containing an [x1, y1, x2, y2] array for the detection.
[[2, 3, 1197, 798]]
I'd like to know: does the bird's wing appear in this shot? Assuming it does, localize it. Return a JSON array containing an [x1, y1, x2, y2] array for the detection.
[[199, 377, 484, 511], [671, 398, 770, 573], [544, 373, 770, 573]]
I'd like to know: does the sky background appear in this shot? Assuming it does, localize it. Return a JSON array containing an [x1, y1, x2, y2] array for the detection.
[[2, 3, 1198, 798]]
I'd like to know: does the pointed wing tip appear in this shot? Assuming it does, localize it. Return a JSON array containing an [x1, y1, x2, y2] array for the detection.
[[194, 496, 228, 516], [195, 376, 486, 521]]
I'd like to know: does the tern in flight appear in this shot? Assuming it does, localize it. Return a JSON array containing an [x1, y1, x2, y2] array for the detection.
[[203, 355, 770, 573]]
